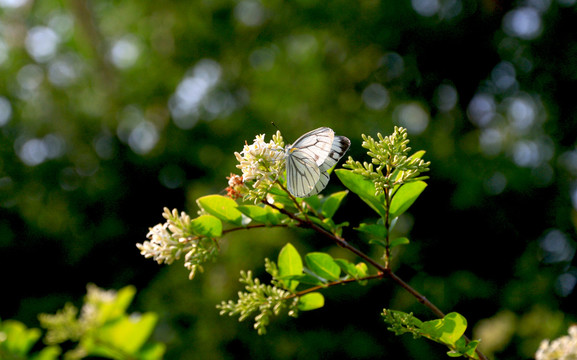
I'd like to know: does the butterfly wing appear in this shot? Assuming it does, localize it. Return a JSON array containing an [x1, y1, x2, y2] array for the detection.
[[286, 127, 350, 198], [319, 135, 351, 173], [303, 170, 330, 197], [286, 149, 321, 198], [290, 127, 335, 166], [306, 135, 351, 197]]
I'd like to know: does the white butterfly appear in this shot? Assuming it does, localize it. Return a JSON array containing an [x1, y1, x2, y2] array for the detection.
[[285, 127, 351, 198]]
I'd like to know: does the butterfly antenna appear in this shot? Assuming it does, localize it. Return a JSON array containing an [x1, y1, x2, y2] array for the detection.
[[271, 121, 282, 133]]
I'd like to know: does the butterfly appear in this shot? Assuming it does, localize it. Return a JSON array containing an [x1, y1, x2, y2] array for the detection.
[[285, 127, 351, 198]]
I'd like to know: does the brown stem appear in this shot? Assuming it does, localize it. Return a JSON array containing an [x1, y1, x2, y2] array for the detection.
[[222, 223, 286, 235], [285, 272, 385, 300]]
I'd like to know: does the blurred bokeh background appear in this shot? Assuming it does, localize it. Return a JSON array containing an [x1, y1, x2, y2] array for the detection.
[[1, 0, 576, 358]]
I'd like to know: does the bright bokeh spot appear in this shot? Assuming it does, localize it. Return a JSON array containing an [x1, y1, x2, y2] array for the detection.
[[0, 0, 27, 8], [234, 0, 266, 27], [540, 229, 576, 264], [110, 36, 141, 69], [434, 83, 458, 112], [0, 97, 12, 126], [394, 103, 429, 134], [0, 39, 8, 66], [25, 26, 60, 63], [556, 271, 577, 297], [468, 93, 496, 127], [512, 138, 553, 168], [15, 134, 66, 167], [128, 121, 158, 155], [491, 61, 517, 93], [479, 128, 504, 156], [503, 7, 542, 40], [412, 0, 440, 17], [17, 138, 48, 166], [117, 106, 159, 155], [506, 95, 537, 134], [169, 59, 222, 129], [48, 54, 80, 87], [362, 83, 389, 110]]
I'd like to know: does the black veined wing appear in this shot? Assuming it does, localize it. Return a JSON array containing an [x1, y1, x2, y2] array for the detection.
[[286, 127, 350, 198]]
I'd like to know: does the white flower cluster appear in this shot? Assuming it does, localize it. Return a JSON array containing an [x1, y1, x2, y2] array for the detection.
[[137, 208, 218, 279], [137, 208, 191, 266], [536, 325, 577, 360], [234, 131, 285, 189]]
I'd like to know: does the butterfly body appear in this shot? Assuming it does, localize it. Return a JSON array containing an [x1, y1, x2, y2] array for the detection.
[[285, 127, 350, 198]]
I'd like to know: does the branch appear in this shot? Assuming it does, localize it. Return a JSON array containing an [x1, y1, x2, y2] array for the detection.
[[264, 198, 487, 360], [286, 273, 385, 300]]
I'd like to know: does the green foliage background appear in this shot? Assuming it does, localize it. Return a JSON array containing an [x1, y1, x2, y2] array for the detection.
[[1, 0, 576, 358]]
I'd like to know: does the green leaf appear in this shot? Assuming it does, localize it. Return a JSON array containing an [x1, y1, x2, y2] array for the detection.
[[420, 312, 468, 346], [368, 238, 388, 248], [87, 313, 159, 357], [0, 320, 42, 356], [303, 195, 321, 213], [277, 243, 303, 291], [197, 195, 244, 226], [390, 237, 410, 248], [136, 342, 166, 360], [270, 193, 297, 211], [355, 262, 368, 278], [30, 346, 61, 360], [321, 190, 348, 219], [356, 223, 388, 239], [96, 285, 136, 323], [447, 351, 463, 358], [460, 339, 480, 359], [297, 292, 325, 311], [334, 258, 365, 279], [236, 205, 268, 222], [190, 215, 222, 237], [410, 150, 427, 160], [447, 336, 480, 359], [335, 170, 387, 218], [305, 252, 341, 281], [237, 205, 285, 225], [389, 181, 427, 219]]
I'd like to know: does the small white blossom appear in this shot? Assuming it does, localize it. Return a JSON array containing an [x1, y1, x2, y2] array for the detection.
[[536, 325, 577, 360], [137, 207, 219, 280], [136, 208, 194, 265], [137, 222, 181, 265], [234, 131, 285, 189]]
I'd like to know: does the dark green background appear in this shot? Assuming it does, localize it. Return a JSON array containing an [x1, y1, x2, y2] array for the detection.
[[1, 0, 576, 358]]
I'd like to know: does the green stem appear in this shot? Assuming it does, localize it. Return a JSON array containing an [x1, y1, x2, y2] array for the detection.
[[383, 186, 392, 270]]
